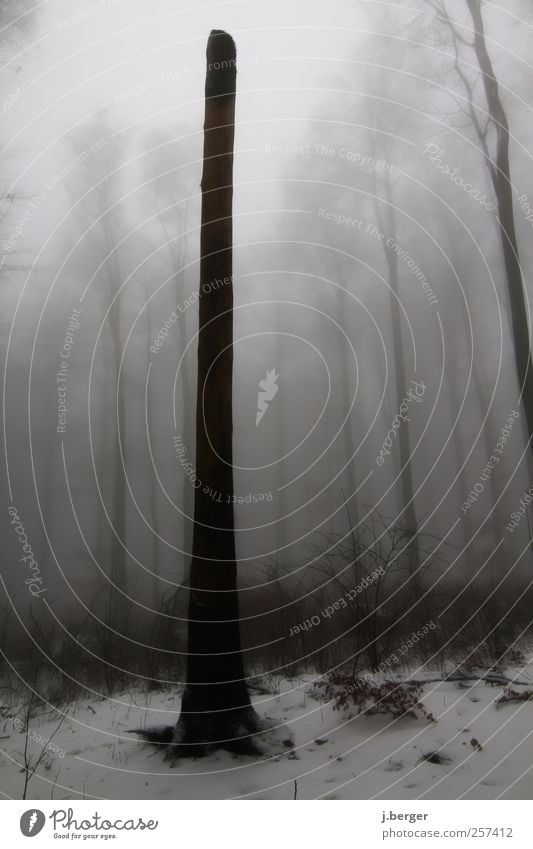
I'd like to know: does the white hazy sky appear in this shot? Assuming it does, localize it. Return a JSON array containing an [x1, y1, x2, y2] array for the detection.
[[0, 0, 374, 271], [6, 0, 368, 166]]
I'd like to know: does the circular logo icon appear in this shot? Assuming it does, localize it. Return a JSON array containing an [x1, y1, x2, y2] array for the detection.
[[20, 809, 46, 837]]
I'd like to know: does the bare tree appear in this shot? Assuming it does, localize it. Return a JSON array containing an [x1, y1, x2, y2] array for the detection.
[[372, 166, 420, 567], [66, 117, 131, 629], [430, 0, 533, 459], [171, 31, 260, 755]]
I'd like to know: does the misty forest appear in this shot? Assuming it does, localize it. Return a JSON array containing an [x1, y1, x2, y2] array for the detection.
[[2, 0, 533, 801]]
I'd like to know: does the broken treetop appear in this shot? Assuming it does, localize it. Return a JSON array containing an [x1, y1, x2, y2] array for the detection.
[[205, 29, 237, 100]]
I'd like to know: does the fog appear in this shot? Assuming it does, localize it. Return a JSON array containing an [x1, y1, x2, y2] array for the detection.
[[2, 0, 533, 739]]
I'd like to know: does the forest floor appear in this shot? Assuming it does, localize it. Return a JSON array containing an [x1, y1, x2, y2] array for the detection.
[[1, 654, 532, 800]]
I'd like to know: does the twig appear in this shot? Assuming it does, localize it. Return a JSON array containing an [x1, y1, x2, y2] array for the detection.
[[384, 673, 530, 687], [496, 689, 533, 708]]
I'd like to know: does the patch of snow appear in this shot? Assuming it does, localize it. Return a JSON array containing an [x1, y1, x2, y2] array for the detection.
[[1, 658, 532, 799]]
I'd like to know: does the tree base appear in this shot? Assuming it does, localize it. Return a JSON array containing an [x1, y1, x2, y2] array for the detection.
[[166, 707, 294, 762]]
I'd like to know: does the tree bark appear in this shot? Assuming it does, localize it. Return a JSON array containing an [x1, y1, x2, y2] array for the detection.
[[466, 0, 533, 455], [374, 173, 420, 567], [171, 30, 260, 754]]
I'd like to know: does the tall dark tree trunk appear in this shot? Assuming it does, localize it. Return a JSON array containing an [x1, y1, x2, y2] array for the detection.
[[446, 346, 475, 544], [104, 237, 129, 631], [146, 300, 161, 605], [466, 0, 533, 456], [337, 283, 360, 531], [171, 30, 260, 754], [179, 351, 195, 556], [374, 174, 420, 568]]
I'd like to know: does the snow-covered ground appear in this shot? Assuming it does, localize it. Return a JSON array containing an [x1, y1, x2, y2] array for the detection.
[[2, 657, 533, 800]]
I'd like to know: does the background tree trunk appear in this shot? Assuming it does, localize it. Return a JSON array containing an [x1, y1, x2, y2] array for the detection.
[[172, 30, 259, 754], [374, 171, 420, 568], [465, 0, 533, 458]]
